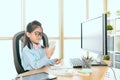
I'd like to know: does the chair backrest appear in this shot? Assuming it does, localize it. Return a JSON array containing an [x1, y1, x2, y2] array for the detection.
[[13, 31, 49, 74], [13, 31, 25, 74]]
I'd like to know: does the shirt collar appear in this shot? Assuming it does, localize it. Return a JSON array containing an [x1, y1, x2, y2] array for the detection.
[[33, 43, 41, 49]]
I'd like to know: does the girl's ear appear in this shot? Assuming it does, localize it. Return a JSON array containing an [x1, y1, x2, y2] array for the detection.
[[26, 32, 30, 37]]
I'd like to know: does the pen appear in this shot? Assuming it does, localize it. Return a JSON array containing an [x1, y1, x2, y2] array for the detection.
[[87, 51, 89, 59]]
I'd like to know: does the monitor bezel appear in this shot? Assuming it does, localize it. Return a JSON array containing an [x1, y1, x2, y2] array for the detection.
[[81, 14, 107, 55]]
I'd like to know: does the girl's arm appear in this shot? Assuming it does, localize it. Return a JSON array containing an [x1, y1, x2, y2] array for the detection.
[[22, 49, 54, 70]]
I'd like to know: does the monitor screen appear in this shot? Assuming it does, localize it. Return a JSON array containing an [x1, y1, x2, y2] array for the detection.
[[81, 14, 107, 55]]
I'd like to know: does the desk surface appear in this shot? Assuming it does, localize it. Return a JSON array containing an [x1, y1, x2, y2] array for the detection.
[[17, 60, 110, 80]]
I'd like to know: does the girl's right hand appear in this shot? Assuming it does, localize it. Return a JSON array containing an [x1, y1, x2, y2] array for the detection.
[[46, 46, 55, 59]]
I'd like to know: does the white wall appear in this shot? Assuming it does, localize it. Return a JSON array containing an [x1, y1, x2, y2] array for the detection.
[[0, 0, 21, 79], [0, 40, 17, 80]]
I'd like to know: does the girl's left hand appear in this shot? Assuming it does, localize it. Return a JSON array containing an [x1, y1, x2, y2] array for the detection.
[[46, 46, 55, 59], [54, 58, 61, 64]]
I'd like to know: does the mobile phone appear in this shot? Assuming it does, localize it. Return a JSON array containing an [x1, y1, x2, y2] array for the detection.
[[49, 41, 56, 48], [59, 58, 62, 61]]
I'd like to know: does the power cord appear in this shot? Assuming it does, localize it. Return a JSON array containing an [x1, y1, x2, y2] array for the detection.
[[109, 67, 117, 80], [108, 64, 117, 80]]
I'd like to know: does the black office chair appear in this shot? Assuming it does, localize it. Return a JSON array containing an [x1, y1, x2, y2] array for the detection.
[[13, 31, 49, 74]]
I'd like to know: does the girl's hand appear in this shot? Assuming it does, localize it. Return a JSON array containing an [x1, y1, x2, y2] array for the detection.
[[46, 46, 55, 59], [54, 58, 61, 64]]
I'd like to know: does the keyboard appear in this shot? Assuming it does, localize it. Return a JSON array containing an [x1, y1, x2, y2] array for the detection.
[[70, 58, 108, 68], [70, 58, 82, 68]]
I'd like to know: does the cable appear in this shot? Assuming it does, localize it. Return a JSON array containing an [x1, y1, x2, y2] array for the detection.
[[109, 66, 117, 80], [110, 67, 117, 80]]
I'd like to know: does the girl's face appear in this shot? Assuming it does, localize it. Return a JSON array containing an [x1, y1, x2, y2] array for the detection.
[[26, 27, 42, 44]]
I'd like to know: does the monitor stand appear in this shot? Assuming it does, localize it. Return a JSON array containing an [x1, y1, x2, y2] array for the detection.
[[91, 54, 108, 66], [91, 60, 108, 66]]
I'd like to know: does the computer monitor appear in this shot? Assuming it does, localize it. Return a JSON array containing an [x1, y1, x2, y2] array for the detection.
[[81, 14, 107, 56]]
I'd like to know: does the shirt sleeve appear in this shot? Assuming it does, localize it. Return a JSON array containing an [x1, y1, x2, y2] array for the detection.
[[39, 48, 55, 66], [49, 59, 55, 65], [40, 49, 55, 66], [22, 48, 55, 70]]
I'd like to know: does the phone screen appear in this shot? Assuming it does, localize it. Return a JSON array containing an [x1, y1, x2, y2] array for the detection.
[[49, 41, 56, 48]]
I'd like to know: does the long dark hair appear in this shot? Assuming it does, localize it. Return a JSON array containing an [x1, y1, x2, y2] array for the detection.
[[24, 20, 43, 49]]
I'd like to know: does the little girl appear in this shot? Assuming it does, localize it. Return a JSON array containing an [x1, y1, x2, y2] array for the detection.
[[21, 20, 60, 70]]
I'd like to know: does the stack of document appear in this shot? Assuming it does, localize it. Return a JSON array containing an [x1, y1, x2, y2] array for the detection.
[[104, 68, 120, 80], [50, 66, 91, 76]]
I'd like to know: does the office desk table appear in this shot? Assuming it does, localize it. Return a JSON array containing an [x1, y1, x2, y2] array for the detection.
[[17, 60, 110, 80]]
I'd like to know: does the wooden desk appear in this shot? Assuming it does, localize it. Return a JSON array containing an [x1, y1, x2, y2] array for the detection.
[[17, 60, 110, 80]]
